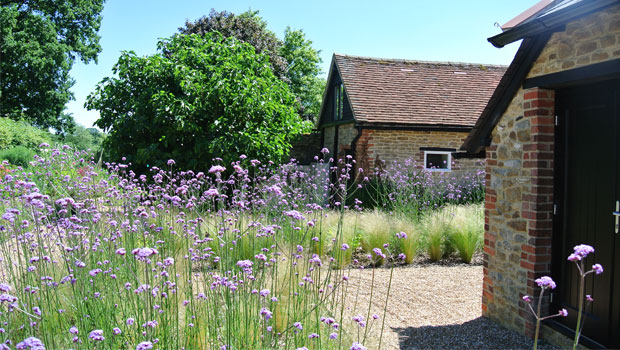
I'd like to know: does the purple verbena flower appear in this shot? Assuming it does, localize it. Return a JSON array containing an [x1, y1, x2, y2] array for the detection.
[[89, 330, 104, 341], [351, 342, 366, 350], [16, 337, 45, 350], [136, 341, 154, 350], [535, 276, 556, 289], [573, 244, 594, 258]]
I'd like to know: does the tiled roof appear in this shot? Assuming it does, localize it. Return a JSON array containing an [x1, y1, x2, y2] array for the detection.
[[334, 54, 507, 127]]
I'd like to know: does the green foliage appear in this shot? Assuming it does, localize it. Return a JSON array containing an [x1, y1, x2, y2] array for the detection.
[[0, 0, 105, 133], [86, 33, 307, 172], [180, 10, 287, 80], [0, 146, 35, 167], [419, 213, 453, 262], [447, 205, 483, 263], [398, 234, 419, 264], [181, 10, 326, 123], [281, 27, 326, 121], [0, 117, 54, 150], [62, 124, 105, 153]]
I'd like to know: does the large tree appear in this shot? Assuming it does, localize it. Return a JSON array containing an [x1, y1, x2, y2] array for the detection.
[[181, 10, 325, 122], [0, 0, 105, 133], [85, 33, 307, 172], [281, 27, 325, 121]]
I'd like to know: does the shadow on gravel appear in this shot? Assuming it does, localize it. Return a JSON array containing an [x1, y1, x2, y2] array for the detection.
[[392, 317, 558, 350]]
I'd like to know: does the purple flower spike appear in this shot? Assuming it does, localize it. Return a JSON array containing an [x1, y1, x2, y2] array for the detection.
[[586, 295, 593, 302], [89, 330, 104, 341], [522, 295, 531, 303], [136, 341, 153, 350], [351, 342, 367, 350], [16, 337, 45, 350], [592, 264, 603, 274], [567, 253, 581, 262], [559, 309, 568, 317], [573, 244, 594, 258], [535, 276, 556, 290], [208, 165, 226, 173]]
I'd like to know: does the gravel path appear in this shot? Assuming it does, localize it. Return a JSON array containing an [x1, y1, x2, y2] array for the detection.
[[340, 260, 556, 349]]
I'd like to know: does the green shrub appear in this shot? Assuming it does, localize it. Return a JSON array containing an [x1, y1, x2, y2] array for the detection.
[[447, 205, 484, 263], [358, 211, 396, 266], [0, 118, 54, 150], [0, 146, 35, 167], [398, 234, 419, 264], [419, 211, 453, 262]]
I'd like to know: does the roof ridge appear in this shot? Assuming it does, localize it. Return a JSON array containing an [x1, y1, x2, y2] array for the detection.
[[333, 53, 508, 69]]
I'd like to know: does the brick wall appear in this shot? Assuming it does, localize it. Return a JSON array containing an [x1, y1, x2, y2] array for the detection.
[[355, 129, 481, 174], [483, 3, 620, 341]]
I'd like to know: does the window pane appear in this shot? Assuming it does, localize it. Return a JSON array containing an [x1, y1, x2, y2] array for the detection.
[[333, 85, 340, 120], [339, 84, 344, 120], [426, 153, 449, 169]]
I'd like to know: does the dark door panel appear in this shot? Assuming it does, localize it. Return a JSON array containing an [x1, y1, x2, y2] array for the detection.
[[553, 79, 619, 348]]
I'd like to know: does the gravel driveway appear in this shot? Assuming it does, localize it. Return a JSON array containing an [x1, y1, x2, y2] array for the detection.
[[340, 260, 556, 349]]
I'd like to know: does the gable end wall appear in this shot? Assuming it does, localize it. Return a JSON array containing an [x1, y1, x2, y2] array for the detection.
[[483, 3, 620, 341]]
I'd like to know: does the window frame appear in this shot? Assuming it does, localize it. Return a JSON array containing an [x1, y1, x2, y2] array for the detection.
[[423, 151, 452, 172], [333, 83, 344, 121]]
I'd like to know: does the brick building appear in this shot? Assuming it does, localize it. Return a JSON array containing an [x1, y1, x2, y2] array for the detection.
[[316, 54, 505, 174], [462, 0, 620, 347]]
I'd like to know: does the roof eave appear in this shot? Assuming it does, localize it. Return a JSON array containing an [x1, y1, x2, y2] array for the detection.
[[489, 0, 618, 48]]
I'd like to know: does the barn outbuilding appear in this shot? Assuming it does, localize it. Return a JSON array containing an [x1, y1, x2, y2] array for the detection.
[[316, 54, 506, 174]]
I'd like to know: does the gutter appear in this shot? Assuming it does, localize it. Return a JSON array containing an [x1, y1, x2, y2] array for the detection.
[[489, 0, 617, 48]]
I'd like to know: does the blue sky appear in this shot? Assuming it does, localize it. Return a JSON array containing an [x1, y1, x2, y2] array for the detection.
[[67, 0, 539, 128]]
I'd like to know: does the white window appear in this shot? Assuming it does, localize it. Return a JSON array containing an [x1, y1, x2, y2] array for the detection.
[[424, 151, 451, 171]]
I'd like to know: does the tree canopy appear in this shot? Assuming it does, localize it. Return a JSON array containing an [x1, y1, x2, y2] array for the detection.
[[181, 10, 325, 122], [0, 0, 105, 133], [85, 33, 308, 172]]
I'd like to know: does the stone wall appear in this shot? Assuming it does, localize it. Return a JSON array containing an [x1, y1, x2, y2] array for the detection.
[[337, 123, 358, 154], [527, 4, 620, 78], [289, 132, 321, 164], [483, 3, 620, 341], [484, 87, 555, 336], [322, 126, 336, 155], [355, 129, 481, 174]]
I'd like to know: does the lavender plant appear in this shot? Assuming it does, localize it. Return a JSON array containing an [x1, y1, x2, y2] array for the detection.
[[522, 277, 568, 350], [567, 244, 603, 350], [363, 158, 485, 218], [0, 144, 386, 349], [522, 244, 604, 350]]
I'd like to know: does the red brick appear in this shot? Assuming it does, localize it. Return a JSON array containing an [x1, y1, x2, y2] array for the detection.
[[531, 125, 554, 134], [529, 99, 555, 108], [525, 109, 553, 117], [524, 90, 550, 100], [529, 152, 554, 160], [533, 134, 554, 142]]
